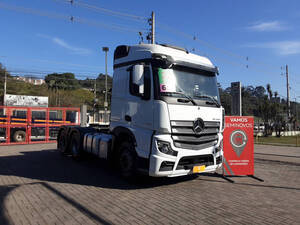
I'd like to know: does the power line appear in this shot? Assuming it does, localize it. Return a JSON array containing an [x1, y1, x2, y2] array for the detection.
[[0, 2, 292, 98], [54, 0, 147, 21], [156, 22, 290, 99], [74, 16, 145, 33], [156, 22, 282, 75], [289, 74, 300, 85], [6, 69, 99, 77], [1, 75, 111, 90], [6, 67, 100, 73], [0, 2, 145, 34], [1, 59, 113, 74], [33, 59, 105, 70], [2, 68, 114, 80], [290, 87, 300, 95], [0, 2, 68, 20]]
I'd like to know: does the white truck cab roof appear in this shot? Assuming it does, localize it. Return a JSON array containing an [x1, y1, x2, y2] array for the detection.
[[114, 44, 217, 73]]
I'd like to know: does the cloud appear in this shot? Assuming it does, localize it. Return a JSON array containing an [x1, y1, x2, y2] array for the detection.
[[52, 38, 92, 55], [247, 21, 289, 32], [37, 34, 92, 55], [245, 41, 300, 55]]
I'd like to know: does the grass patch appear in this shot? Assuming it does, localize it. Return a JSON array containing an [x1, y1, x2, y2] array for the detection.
[[255, 136, 300, 147]]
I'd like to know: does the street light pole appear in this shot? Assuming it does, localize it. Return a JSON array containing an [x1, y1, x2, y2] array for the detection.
[[102, 47, 109, 123], [102, 47, 109, 109]]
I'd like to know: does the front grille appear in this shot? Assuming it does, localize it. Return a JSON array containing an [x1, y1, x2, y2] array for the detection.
[[176, 154, 214, 170], [171, 120, 219, 150]]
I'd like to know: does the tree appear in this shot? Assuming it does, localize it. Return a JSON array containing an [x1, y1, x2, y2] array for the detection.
[[0, 63, 13, 105], [266, 84, 273, 100], [257, 84, 283, 136], [95, 73, 113, 109], [78, 78, 94, 89], [45, 73, 80, 106], [219, 85, 231, 115], [254, 86, 266, 98], [45, 73, 79, 90], [242, 86, 257, 116]]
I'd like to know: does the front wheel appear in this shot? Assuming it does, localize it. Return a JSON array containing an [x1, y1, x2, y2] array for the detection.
[[119, 142, 137, 178]]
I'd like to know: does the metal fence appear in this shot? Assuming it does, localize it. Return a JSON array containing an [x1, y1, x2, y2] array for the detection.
[[0, 106, 80, 145]]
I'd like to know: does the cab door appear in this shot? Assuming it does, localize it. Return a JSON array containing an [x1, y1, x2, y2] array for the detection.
[[126, 64, 154, 158]]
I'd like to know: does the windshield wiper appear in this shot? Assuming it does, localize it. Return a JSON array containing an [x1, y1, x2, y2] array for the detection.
[[194, 95, 220, 107], [167, 91, 197, 106]]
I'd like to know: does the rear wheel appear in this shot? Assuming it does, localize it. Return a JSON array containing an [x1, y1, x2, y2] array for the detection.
[[13, 130, 26, 142], [57, 130, 68, 154], [119, 142, 137, 178], [70, 132, 81, 160]]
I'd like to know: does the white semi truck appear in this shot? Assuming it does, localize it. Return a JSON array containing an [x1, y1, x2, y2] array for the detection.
[[57, 43, 224, 177]]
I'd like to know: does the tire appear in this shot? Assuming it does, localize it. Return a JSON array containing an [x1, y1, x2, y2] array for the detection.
[[70, 132, 81, 160], [57, 130, 68, 154], [119, 142, 137, 178], [13, 130, 26, 142]]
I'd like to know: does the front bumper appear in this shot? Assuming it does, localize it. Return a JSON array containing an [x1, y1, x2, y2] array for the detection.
[[149, 134, 223, 177]]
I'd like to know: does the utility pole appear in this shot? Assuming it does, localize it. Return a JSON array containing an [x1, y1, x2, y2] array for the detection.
[[146, 12, 155, 44], [93, 79, 97, 123], [3, 70, 7, 105], [295, 97, 298, 122], [286, 65, 290, 120], [151, 11, 155, 44], [296, 96, 300, 125]]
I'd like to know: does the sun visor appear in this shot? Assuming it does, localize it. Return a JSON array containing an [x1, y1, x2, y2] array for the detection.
[[173, 60, 219, 74]]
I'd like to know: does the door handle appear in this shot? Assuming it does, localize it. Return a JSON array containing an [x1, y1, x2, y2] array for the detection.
[[125, 115, 131, 122]]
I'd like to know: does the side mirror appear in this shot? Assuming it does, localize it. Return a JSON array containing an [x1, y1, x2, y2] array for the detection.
[[132, 64, 144, 86], [129, 64, 151, 100], [130, 64, 144, 96]]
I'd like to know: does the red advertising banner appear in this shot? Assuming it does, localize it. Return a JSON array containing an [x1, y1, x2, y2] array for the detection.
[[223, 116, 254, 176]]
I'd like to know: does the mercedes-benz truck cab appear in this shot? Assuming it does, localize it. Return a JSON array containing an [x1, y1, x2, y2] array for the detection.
[[111, 44, 224, 177]]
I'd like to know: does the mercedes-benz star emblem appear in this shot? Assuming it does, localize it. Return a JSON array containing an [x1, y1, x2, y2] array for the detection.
[[193, 118, 205, 134]]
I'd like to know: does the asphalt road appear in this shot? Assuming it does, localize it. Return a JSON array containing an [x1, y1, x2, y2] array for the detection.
[[0, 143, 299, 225]]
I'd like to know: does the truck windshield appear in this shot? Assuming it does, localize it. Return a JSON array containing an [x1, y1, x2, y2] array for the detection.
[[157, 66, 220, 103]]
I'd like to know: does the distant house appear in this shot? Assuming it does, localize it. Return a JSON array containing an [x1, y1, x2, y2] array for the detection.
[[13, 76, 45, 85]]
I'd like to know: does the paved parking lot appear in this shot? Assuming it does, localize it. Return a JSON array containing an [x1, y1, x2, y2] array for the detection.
[[0, 143, 299, 225]]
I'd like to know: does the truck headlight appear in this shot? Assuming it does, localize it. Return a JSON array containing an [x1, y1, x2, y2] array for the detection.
[[215, 140, 223, 153], [156, 141, 177, 156]]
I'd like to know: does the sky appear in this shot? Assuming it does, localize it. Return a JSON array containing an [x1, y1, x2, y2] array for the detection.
[[0, 0, 300, 100]]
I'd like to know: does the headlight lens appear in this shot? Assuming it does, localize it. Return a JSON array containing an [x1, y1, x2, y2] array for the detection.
[[156, 141, 177, 156], [215, 140, 223, 153]]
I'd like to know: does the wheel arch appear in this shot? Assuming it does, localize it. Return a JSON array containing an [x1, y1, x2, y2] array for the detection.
[[112, 126, 137, 147]]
